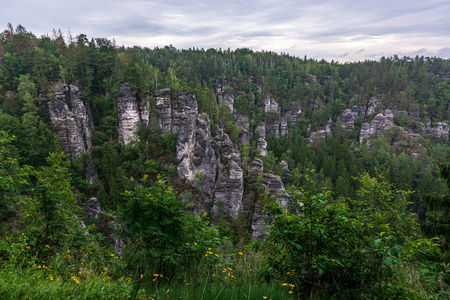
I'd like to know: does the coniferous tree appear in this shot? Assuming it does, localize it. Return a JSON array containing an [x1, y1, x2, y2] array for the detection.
[[421, 159, 450, 250]]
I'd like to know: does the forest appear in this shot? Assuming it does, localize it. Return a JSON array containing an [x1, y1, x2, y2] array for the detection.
[[0, 23, 450, 299]]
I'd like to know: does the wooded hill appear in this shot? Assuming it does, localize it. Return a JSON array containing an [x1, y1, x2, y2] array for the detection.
[[1, 24, 450, 299]]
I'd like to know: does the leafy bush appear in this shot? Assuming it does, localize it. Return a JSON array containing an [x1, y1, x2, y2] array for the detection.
[[263, 170, 439, 298]]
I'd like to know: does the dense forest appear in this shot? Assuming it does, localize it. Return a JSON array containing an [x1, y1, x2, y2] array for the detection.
[[1, 23, 450, 299]]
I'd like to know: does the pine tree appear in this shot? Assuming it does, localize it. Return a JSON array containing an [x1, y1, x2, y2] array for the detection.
[[421, 159, 450, 250]]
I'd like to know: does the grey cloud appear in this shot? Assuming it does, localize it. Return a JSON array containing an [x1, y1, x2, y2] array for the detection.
[[1, 0, 450, 62]]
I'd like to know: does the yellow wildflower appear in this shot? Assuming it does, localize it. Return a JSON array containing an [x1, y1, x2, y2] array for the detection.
[[289, 284, 295, 288], [194, 242, 197, 245], [282, 283, 288, 286], [215, 253, 219, 257], [289, 291, 293, 294], [140, 274, 144, 279], [238, 252, 243, 255]]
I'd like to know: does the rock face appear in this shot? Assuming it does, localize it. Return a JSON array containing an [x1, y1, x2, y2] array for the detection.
[[117, 83, 142, 145], [255, 124, 266, 138], [337, 99, 380, 133], [359, 110, 395, 144], [425, 121, 449, 140], [216, 82, 235, 113], [310, 118, 333, 142], [155, 88, 172, 134], [257, 138, 268, 157], [152, 89, 296, 239], [47, 83, 96, 183], [47, 84, 93, 158], [172, 92, 201, 183]]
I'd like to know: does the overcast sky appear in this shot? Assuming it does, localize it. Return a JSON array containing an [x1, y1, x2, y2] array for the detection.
[[2, 0, 450, 62]]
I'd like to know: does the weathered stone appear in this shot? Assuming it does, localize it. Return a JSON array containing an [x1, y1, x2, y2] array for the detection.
[[217, 93, 234, 113], [192, 113, 219, 202], [426, 122, 449, 140], [366, 97, 380, 116], [359, 110, 395, 144], [212, 131, 244, 222], [155, 88, 172, 134], [255, 124, 266, 138], [238, 129, 250, 144], [310, 118, 333, 142], [117, 83, 141, 145], [82, 197, 101, 219], [173, 92, 199, 184], [280, 160, 290, 173], [257, 138, 268, 157], [47, 83, 96, 183]]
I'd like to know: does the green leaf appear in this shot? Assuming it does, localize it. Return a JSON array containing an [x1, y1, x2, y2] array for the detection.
[[392, 246, 401, 258]]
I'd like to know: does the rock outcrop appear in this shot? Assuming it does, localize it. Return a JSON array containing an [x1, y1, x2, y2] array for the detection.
[[310, 118, 333, 142], [117, 83, 142, 145], [47, 84, 93, 158], [424, 121, 449, 140], [359, 110, 395, 144], [257, 138, 268, 157], [46, 83, 96, 183], [155, 88, 172, 134]]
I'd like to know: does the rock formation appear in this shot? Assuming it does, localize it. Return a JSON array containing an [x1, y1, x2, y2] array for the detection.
[[117, 83, 142, 145], [155, 88, 172, 134], [46, 83, 96, 183]]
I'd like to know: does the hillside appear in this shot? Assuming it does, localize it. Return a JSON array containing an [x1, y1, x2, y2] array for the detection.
[[1, 24, 450, 299]]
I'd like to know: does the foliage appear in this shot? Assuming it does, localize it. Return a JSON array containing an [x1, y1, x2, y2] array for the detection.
[[263, 170, 441, 298]]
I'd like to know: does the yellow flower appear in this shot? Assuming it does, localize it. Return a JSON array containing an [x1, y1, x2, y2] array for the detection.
[[153, 274, 159, 277], [286, 272, 291, 275], [110, 254, 115, 257], [186, 283, 189, 285], [228, 268, 232, 271], [282, 283, 288, 286], [238, 252, 243, 255], [140, 274, 144, 279], [194, 242, 197, 245], [289, 284, 295, 288], [205, 253, 208, 256], [67, 249, 70, 253], [160, 274, 163, 278], [289, 291, 293, 294], [215, 253, 219, 257], [208, 248, 212, 250], [153, 279, 156, 281], [263, 297, 268, 300], [70, 276, 80, 284]]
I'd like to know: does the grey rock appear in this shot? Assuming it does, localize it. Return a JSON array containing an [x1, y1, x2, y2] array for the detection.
[[47, 84, 93, 158], [155, 88, 172, 134], [264, 96, 280, 113], [217, 93, 234, 113], [257, 138, 268, 157], [255, 124, 266, 138], [239, 129, 250, 144], [47, 83, 96, 183], [310, 118, 333, 142], [117, 83, 141, 145], [173, 92, 199, 183], [280, 160, 290, 173], [426, 122, 449, 140], [366, 97, 380, 116], [359, 111, 395, 144], [82, 197, 101, 219]]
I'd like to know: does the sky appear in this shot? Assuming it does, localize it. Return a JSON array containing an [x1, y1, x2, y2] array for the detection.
[[2, 0, 450, 62]]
